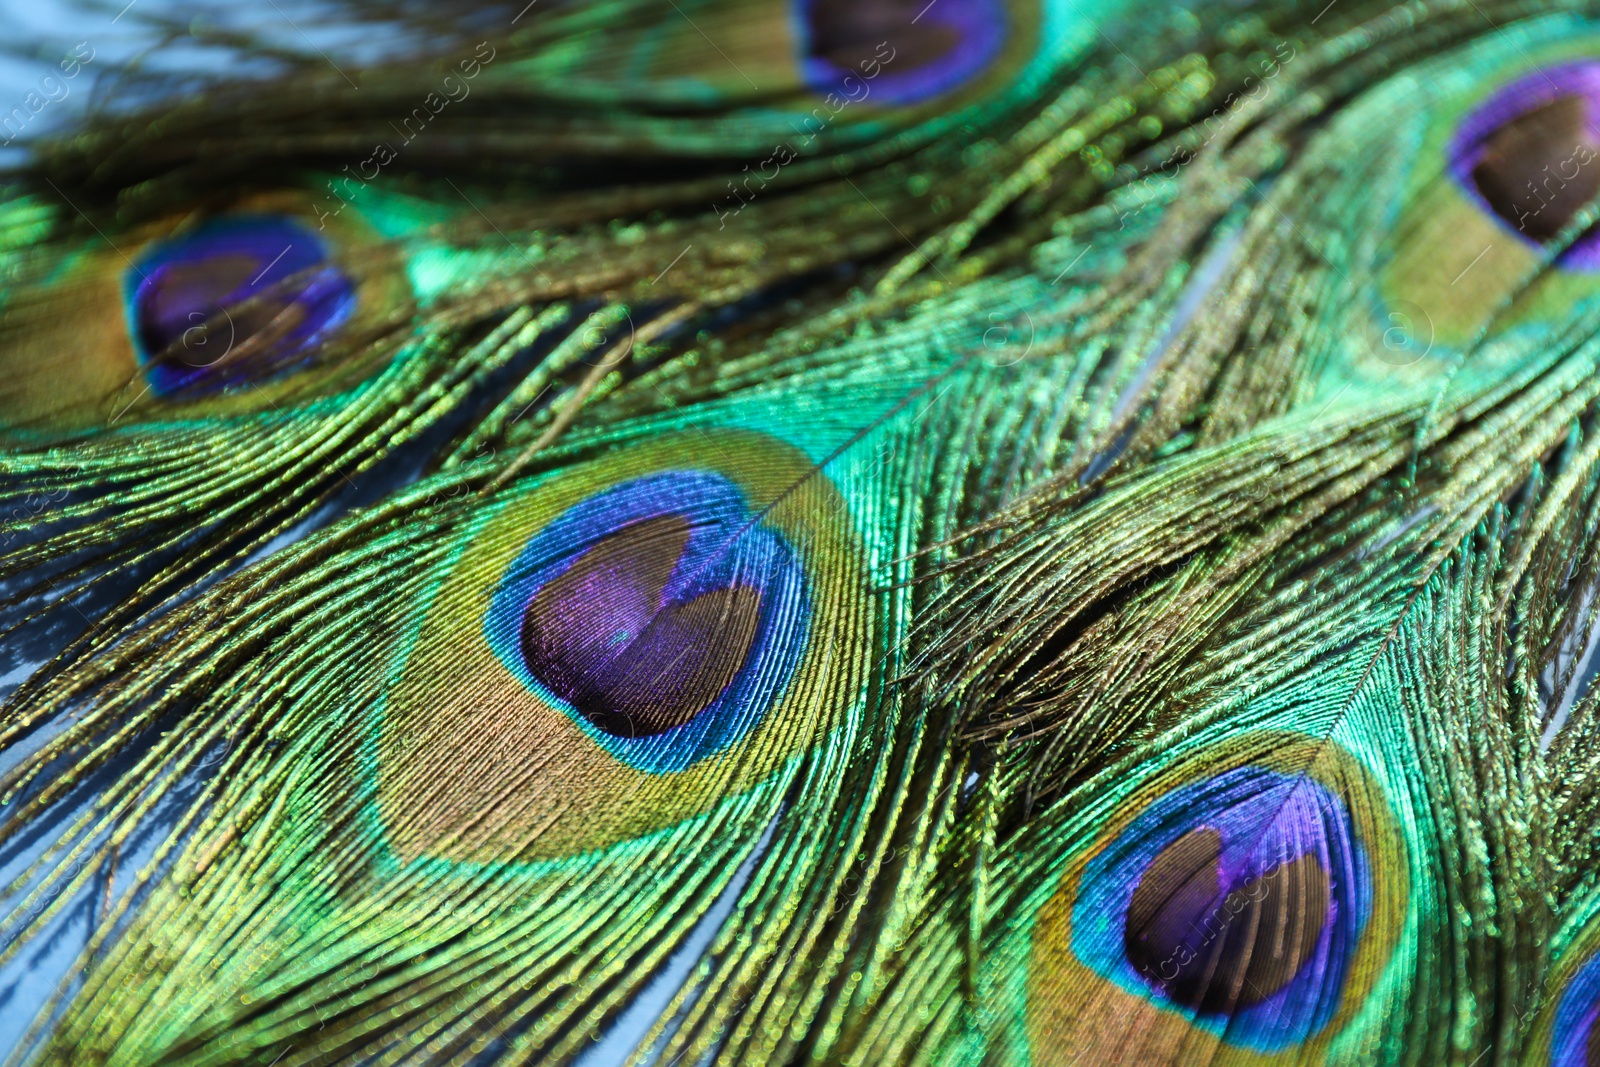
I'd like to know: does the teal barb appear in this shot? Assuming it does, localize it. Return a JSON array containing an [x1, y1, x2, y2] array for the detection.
[[7, 0, 1600, 1065]]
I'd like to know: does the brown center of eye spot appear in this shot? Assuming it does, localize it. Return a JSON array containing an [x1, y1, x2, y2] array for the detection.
[[1472, 94, 1600, 242], [155, 254, 262, 306], [1123, 827, 1330, 1013], [519, 514, 764, 738], [806, 0, 961, 74]]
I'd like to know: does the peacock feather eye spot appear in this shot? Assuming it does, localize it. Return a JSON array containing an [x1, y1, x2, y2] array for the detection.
[[125, 214, 357, 397], [1450, 62, 1600, 264], [1034, 759, 1382, 1054], [378, 432, 866, 862], [798, 0, 1006, 105], [487, 469, 811, 766], [1096, 768, 1354, 1033], [1123, 826, 1331, 1014]]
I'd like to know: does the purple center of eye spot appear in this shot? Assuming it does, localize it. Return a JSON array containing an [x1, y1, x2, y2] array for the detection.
[[518, 514, 764, 738], [1123, 827, 1332, 1013], [1448, 61, 1600, 269], [127, 215, 357, 396], [797, 0, 1006, 107]]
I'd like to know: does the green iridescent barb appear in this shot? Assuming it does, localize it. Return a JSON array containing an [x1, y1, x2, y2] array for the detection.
[[3, 0, 1600, 1064]]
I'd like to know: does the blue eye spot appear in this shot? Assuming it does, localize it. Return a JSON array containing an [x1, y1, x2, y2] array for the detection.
[[1071, 766, 1370, 1051], [797, 0, 1007, 106], [125, 214, 357, 397], [1549, 950, 1600, 1067], [485, 471, 812, 774]]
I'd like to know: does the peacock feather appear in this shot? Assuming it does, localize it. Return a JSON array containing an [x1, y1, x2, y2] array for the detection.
[[4, 0, 1600, 1064]]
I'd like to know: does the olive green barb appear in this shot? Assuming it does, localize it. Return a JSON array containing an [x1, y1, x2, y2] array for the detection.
[[0, 0, 1258, 694], [4, 0, 1600, 1065]]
